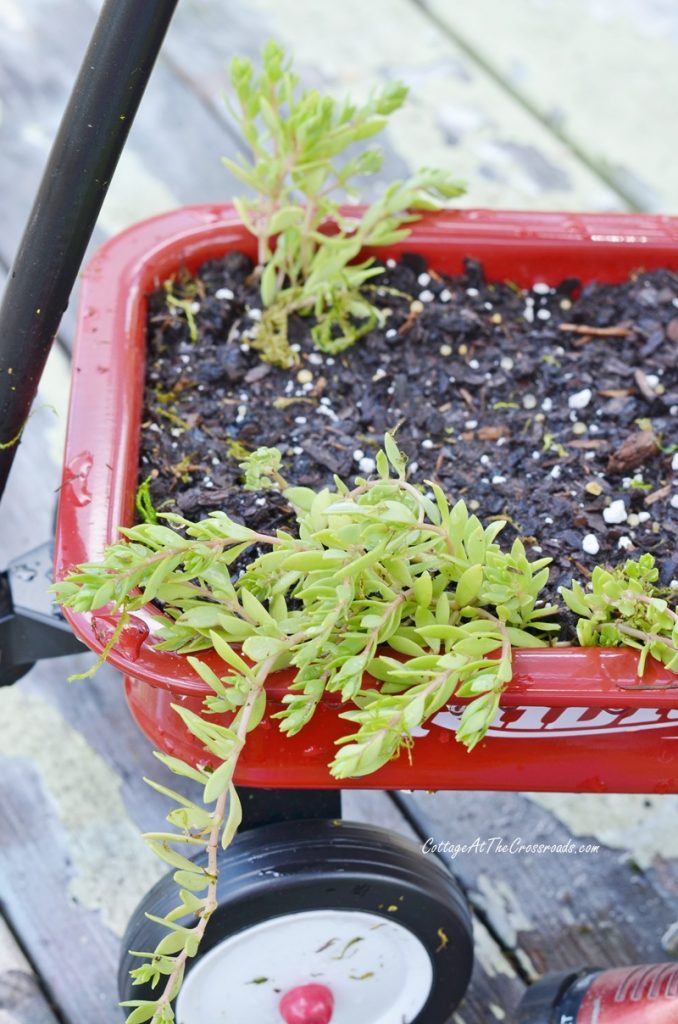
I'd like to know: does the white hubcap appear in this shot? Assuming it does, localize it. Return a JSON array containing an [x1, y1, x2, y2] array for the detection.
[[176, 908, 434, 1023]]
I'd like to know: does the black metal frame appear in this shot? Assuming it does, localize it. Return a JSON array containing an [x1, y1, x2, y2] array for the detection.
[[239, 787, 342, 832], [0, 542, 85, 685], [0, 0, 179, 684], [0, 0, 179, 499]]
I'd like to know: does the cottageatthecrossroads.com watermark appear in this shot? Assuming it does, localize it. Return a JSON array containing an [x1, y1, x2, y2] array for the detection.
[[422, 836, 600, 859]]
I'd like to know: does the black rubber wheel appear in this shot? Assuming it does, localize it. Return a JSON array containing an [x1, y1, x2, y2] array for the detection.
[[119, 818, 473, 1023]]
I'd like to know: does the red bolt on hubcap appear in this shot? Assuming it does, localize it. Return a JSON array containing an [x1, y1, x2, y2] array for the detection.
[[279, 983, 334, 1024]]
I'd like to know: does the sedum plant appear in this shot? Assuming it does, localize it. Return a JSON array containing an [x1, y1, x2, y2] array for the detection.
[[560, 553, 678, 675], [222, 41, 464, 365], [54, 436, 678, 1023]]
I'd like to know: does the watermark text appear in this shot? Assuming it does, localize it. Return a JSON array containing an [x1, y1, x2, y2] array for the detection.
[[422, 836, 599, 858]]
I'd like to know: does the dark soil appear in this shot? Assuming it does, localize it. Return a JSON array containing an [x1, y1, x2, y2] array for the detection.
[[140, 253, 678, 620]]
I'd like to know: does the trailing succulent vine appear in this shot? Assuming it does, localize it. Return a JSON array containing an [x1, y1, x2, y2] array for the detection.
[[562, 553, 678, 677], [54, 437, 677, 1022]]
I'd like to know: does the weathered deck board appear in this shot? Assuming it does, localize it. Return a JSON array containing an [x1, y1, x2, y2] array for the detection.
[[0, 916, 60, 1024], [421, 0, 678, 211], [0, 660, 164, 1024], [1, 343, 68, 562], [159, 0, 625, 213], [400, 789, 678, 979]]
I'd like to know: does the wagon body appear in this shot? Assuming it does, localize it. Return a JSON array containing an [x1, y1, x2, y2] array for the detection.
[[53, 205, 678, 794]]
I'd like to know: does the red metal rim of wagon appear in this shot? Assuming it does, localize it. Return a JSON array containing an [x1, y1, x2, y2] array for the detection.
[[53, 204, 678, 794]]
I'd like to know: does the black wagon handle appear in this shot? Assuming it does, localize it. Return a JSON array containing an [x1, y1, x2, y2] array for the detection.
[[0, 0, 179, 502]]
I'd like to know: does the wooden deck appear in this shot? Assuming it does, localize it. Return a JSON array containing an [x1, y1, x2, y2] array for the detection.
[[2, 0, 678, 1020]]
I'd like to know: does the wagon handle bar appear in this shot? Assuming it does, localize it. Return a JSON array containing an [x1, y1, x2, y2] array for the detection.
[[0, 0, 179, 503]]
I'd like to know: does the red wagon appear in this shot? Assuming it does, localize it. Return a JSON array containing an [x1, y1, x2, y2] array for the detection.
[[51, 205, 678, 1022]]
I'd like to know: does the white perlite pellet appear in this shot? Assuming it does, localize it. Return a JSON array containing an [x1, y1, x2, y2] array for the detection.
[[671, 494, 678, 510], [582, 534, 600, 555], [215, 287, 234, 300], [603, 499, 627, 524], [358, 456, 376, 475], [672, 452, 678, 471], [618, 536, 634, 551], [568, 388, 592, 410]]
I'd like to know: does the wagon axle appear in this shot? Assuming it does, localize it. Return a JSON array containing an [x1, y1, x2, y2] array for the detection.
[[279, 983, 334, 1024]]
